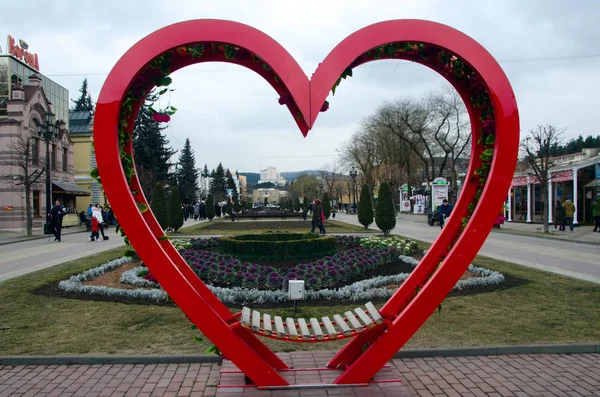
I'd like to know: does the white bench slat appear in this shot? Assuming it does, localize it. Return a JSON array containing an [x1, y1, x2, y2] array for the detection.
[[297, 318, 311, 339], [344, 311, 364, 333], [321, 316, 337, 339], [365, 302, 383, 324], [263, 313, 272, 336], [286, 317, 299, 340], [274, 316, 286, 338], [333, 314, 352, 336], [241, 307, 251, 328], [354, 307, 374, 328], [310, 318, 324, 340], [251, 310, 261, 332]]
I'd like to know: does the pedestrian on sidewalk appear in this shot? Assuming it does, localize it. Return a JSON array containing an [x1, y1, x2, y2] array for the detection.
[[438, 199, 453, 229], [92, 204, 109, 240], [591, 196, 600, 232], [90, 216, 100, 242], [555, 200, 565, 231], [49, 200, 66, 242], [563, 198, 576, 232]]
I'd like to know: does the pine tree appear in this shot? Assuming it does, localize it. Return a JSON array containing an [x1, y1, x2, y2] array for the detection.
[[303, 197, 309, 212], [233, 197, 242, 213], [294, 198, 301, 212], [71, 78, 94, 111], [358, 184, 374, 230], [206, 194, 215, 221], [226, 169, 239, 202], [202, 164, 210, 178], [150, 183, 169, 230], [177, 138, 198, 204], [210, 162, 227, 201], [375, 182, 396, 235], [225, 199, 233, 216], [322, 193, 331, 219], [133, 91, 177, 200], [168, 184, 184, 232]]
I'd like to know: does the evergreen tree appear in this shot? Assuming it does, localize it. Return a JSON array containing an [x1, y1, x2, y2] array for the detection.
[[226, 169, 239, 202], [168, 184, 184, 232], [264, 197, 269, 206], [294, 198, 301, 212], [71, 78, 94, 111], [302, 197, 309, 212], [202, 164, 210, 178], [322, 193, 331, 219], [177, 138, 198, 204], [375, 182, 396, 235], [233, 197, 242, 213], [358, 184, 374, 230], [133, 91, 176, 200], [225, 199, 233, 216], [150, 183, 169, 230], [206, 194, 215, 221], [210, 162, 227, 201]]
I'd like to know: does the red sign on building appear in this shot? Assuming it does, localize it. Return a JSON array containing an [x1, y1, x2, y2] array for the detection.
[[7, 35, 40, 71]]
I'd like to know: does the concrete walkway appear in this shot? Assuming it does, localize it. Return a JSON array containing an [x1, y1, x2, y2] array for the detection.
[[335, 213, 600, 284], [1, 351, 599, 396]]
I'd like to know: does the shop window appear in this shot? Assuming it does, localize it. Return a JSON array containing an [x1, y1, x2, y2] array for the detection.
[[33, 191, 40, 217], [62, 148, 68, 172]]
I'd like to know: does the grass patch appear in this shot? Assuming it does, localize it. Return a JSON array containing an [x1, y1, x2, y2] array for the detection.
[[175, 219, 374, 235], [0, 244, 598, 355]]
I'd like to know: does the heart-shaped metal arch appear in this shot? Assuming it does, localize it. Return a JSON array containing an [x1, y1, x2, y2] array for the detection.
[[94, 19, 519, 386]]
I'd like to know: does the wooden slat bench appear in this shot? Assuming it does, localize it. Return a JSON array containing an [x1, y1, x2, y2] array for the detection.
[[240, 302, 385, 342]]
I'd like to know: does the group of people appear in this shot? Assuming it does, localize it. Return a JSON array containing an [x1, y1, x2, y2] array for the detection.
[[87, 203, 110, 242], [184, 201, 208, 221], [310, 199, 327, 235]]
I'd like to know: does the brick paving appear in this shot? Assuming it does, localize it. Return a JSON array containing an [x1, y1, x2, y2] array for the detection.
[[1, 352, 599, 396]]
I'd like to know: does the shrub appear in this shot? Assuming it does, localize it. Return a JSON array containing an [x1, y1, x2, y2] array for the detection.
[[301, 232, 319, 240], [375, 182, 396, 235], [168, 184, 184, 231], [219, 233, 336, 259], [357, 184, 373, 229], [206, 194, 215, 220], [322, 193, 331, 219], [150, 183, 168, 229], [294, 198, 301, 212], [302, 196, 309, 212]]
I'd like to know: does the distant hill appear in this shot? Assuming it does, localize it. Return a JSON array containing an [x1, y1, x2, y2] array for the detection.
[[238, 170, 321, 184]]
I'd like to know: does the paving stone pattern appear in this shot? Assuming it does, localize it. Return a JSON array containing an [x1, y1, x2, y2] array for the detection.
[[1, 352, 599, 396]]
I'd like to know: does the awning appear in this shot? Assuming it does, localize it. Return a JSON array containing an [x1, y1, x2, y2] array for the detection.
[[52, 181, 91, 196], [550, 170, 574, 183], [584, 179, 600, 188]]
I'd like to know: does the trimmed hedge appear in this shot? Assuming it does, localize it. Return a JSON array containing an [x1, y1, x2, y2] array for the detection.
[[219, 233, 336, 259]]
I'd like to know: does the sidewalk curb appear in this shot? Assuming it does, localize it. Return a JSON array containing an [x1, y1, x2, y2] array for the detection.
[[393, 343, 600, 358], [1, 344, 598, 365]]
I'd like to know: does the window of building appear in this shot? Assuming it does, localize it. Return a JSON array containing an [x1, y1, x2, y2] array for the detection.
[[51, 144, 56, 170], [31, 138, 39, 165], [62, 148, 68, 172], [32, 191, 40, 217]]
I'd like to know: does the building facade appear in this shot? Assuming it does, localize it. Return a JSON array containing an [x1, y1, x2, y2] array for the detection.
[[506, 148, 600, 225], [252, 188, 288, 205], [70, 110, 106, 210], [0, 74, 87, 231], [259, 166, 286, 186]]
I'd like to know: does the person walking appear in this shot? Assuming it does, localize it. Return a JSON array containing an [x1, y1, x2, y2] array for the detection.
[[591, 196, 600, 232], [310, 199, 326, 234], [438, 199, 453, 229], [555, 200, 565, 231], [562, 198, 576, 232], [49, 200, 66, 242], [90, 215, 100, 242], [92, 204, 109, 240]]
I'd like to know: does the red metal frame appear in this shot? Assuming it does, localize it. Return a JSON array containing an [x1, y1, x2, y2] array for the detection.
[[94, 19, 519, 387]]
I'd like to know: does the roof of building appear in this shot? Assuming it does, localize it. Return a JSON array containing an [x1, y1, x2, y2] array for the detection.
[[69, 110, 93, 134]]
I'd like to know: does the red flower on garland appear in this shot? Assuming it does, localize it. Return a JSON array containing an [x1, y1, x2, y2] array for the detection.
[[176, 47, 187, 56], [152, 113, 171, 123]]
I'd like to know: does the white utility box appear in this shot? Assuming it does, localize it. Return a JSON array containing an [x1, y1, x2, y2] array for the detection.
[[288, 280, 305, 300]]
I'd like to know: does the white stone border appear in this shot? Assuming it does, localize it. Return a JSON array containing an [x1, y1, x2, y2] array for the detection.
[[58, 254, 505, 304]]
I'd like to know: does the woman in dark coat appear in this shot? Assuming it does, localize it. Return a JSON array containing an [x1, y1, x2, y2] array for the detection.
[[554, 200, 565, 231]]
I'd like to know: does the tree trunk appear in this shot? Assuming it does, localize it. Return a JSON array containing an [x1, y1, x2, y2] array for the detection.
[[541, 182, 549, 233], [24, 182, 33, 236]]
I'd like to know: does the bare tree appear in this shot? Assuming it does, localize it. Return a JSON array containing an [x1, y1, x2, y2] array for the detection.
[[520, 124, 564, 233], [319, 163, 340, 202], [5, 135, 45, 236]]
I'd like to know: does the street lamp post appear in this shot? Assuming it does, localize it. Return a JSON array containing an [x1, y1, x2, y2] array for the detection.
[[36, 111, 59, 235], [349, 166, 358, 214]]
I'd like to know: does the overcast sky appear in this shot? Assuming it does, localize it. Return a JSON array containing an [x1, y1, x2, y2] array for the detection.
[[4, 0, 600, 173]]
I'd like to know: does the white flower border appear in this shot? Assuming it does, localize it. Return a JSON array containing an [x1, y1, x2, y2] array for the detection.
[[58, 254, 505, 304]]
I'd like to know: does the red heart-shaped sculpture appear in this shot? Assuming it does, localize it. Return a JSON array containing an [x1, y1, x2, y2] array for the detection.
[[94, 19, 519, 386]]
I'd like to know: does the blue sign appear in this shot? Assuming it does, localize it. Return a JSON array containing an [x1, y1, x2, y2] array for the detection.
[[596, 164, 600, 179]]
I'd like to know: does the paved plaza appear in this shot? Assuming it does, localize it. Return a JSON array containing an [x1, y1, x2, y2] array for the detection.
[[1, 351, 599, 396]]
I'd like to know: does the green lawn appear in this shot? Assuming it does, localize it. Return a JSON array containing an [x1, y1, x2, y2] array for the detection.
[[0, 246, 598, 355], [175, 219, 375, 235]]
